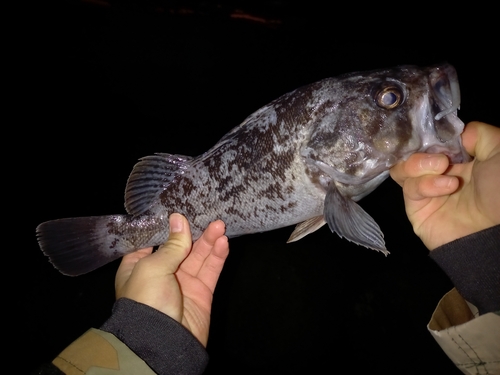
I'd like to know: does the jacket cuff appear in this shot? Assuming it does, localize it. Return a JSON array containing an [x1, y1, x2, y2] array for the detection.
[[427, 289, 500, 374], [100, 298, 209, 375], [52, 328, 155, 375], [429, 225, 500, 315]]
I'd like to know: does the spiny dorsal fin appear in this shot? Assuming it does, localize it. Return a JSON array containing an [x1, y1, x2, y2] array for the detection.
[[125, 153, 193, 215]]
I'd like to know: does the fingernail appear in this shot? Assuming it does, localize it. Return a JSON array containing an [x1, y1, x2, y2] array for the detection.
[[170, 213, 184, 233], [434, 176, 453, 188], [420, 154, 442, 171]]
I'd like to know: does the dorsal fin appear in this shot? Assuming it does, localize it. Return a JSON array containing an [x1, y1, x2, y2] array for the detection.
[[125, 153, 193, 215]]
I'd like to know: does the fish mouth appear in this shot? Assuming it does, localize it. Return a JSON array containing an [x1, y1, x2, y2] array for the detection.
[[428, 63, 463, 143], [429, 64, 461, 122], [424, 63, 471, 164]]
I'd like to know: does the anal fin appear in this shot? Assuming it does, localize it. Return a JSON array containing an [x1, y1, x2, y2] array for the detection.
[[324, 183, 388, 254]]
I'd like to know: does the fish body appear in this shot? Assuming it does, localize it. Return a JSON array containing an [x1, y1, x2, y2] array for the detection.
[[37, 63, 469, 276]]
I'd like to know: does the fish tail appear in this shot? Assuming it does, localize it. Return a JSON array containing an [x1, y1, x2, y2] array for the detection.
[[36, 215, 140, 276]]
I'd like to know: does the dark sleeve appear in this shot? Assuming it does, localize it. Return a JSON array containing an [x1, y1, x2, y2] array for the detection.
[[429, 224, 500, 315], [100, 298, 209, 375], [30, 363, 65, 375]]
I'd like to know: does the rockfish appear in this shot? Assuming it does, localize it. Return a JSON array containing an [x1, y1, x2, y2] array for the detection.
[[37, 63, 469, 276]]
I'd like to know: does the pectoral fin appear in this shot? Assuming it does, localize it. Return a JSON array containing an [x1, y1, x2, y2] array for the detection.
[[324, 182, 388, 254], [287, 216, 326, 243]]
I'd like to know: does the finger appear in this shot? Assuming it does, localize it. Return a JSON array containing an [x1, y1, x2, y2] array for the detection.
[[115, 247, 153, 292], [390, 153, 450, 186], [462, 121, 500, 161], [196, 235, 230, 292], [180, 219, 226, 275], [121, 247, 154, 266], [402, 174, 459, 201], [192, 220, 226, 259], [152, 213, 193, 275]]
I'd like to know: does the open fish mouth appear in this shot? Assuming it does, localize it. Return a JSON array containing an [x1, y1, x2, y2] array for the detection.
[[424, 63, 471, 164], [430, 64, 461, 122], [429, 64, 462, 143]]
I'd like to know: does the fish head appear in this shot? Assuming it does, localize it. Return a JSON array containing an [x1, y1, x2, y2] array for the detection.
[[303, 63, 470, 199]]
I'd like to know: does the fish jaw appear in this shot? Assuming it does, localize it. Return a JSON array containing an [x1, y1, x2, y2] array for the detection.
[[417, 63, 471, 164], [409, 99, 469, 164]]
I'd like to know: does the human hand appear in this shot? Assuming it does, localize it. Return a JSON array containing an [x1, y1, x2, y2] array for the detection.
[[390, 121, 500, 250], [114, 213, 229, 346]]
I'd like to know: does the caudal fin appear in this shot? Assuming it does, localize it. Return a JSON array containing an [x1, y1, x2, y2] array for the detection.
[[36, 215, 136, 276]]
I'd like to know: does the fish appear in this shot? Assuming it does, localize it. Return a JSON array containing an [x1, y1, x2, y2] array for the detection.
[[36, 63, 470, 276]]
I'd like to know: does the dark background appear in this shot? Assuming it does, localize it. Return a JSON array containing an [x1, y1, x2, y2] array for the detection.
[[24, 2, 497, 374]]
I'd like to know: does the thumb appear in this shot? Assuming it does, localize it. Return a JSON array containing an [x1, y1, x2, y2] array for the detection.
[[462, 121, 500, 161], [154, 213, 193, 274]]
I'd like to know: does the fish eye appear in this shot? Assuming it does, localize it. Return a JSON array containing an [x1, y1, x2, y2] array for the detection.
[[375, 86, 403, 109]]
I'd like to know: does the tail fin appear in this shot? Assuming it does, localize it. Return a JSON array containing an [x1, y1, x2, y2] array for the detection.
[[36, 215, 137, 276]]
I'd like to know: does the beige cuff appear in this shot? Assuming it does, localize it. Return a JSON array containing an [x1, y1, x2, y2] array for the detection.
[[52, 328, 156, 375], [428, 288, 475, 331], [428, 288, 500, 375]]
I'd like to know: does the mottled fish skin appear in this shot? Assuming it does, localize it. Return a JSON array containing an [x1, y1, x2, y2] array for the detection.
[[36, 63, 469, 276], [161, 82, 325, 239]]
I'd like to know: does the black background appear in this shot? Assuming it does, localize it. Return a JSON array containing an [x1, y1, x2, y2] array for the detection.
[[24, 2, 497, 374]]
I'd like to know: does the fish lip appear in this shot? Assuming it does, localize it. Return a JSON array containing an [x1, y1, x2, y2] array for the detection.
[[424, 144, 471, 164]]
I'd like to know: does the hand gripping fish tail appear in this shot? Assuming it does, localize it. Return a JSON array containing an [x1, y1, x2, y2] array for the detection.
[[36, 214, 169, 276], [37, 63, 470, 276], [36, 216, 130, 276]]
